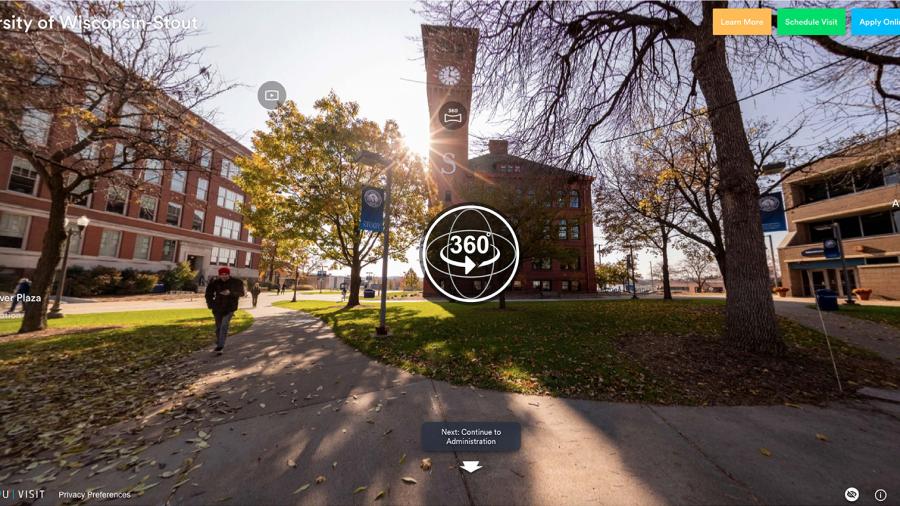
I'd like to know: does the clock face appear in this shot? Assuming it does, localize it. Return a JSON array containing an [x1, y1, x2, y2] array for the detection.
[[437, 66, 461, 86]]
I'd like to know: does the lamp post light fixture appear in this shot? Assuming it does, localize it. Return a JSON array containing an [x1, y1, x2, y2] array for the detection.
[[356, 149, 393, 337], [48, 215, 90, 319], [291, 254, 300, 303]]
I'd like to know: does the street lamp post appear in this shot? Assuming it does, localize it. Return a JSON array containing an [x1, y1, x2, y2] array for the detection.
[[628, 246, 638, 300], [291, 261, 300, 303], [832, 222, 855, 305], [356, 150, 392, 337], [48, 215, 90, 319]]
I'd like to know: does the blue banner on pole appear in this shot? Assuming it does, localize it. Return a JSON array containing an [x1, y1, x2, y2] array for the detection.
[[823, 238, 840, 259], [360, 186, 385, 232], [760, 192, 787, 232]]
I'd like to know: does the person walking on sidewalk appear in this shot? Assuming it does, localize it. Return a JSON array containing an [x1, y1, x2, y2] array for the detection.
[[205, 267, 245, 354], [250, 282, 261, 308], [5, 278, 30, 314]]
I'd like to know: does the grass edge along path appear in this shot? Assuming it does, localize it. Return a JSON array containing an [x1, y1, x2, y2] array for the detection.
[[805, 303, 900, 331], [0, 309, 252, 476], [276, 299, 898, 406]]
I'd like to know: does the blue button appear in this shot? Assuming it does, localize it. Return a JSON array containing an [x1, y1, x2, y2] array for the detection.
[[851, 8, 900, 35]]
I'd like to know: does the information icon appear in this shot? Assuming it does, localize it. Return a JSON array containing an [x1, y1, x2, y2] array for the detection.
[[420, 203, 519, 303]]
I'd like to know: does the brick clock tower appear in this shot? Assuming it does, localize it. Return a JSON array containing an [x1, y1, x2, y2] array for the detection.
[[421, 25, 479, 206]]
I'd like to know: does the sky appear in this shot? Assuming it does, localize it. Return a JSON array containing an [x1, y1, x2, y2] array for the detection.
[[180, 1, 889, 280]]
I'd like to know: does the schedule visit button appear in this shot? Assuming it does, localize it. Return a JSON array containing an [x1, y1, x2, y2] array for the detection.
[[852, 8, 900, 35], [713, 8, 772, 35], [777, 8, 846, 36]]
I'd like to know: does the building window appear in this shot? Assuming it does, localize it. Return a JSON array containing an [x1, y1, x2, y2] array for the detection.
[[210, 247, 237, 266], [33, 60, 60, 86], [9, 158, 38, 195], [572, 280, 581, 291], [139, 195, 158, 221], [21, 108, 52, 146], [808, 221, 834, 243], [866, 256, 899, 265], [531, 280, 542, 290], [106, 186, 128, 214], [113, 143, 136, 174], [894, 209, 900, 233], [802, 180, 829, 204], [170, 170, 187, 193], [76, 126, 99, 160], [133, 235, 151, 260], [99, 230, 122, 257], [67, 231, 82, 256], [119, 102, 141, 131], [542, 280, 551, 291], [570, 220, 580, 240], [213, 216, 241, 240], [221, 159, 239, 180], [143, 159, 162, 185], [175, 136, 191, 159], [561, 280, 570, 291], [885, 163, 899, 186], [196, 178, 209, 200], [861, 211, 894, 236], [244, 251, 252, 267], [561, 254, 581, 271], [569, 190, 580, 208], [199, 147, 212, 168], [84, 85, 107, 121], [216, 187, 244, 211], [166, 203, 182, 227], [558, 219, 568, 240], [192, 209, 205, 231], [0, 212, 28, 248], [161, 239, 177, 262], [69, 177, 92, 207], [531, 257, 552, 271], [513, 280, 523, 290]]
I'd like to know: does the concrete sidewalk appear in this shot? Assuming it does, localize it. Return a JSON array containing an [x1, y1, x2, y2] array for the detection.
[[773, 300, 900, 363], [16, 304, 900, 506]]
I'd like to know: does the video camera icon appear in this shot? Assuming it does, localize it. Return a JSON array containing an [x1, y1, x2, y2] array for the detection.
[[257, 81, 287, 110]]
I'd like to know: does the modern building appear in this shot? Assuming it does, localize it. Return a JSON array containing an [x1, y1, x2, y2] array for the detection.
[[778, 133, 900, 299], [0, 7, 260, 285]]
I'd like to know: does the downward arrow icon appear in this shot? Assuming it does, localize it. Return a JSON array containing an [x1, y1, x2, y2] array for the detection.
[[460, 461, 483, 473]]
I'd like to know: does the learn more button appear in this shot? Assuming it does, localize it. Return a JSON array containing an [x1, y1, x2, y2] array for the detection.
[[852, 8, 900, 35]]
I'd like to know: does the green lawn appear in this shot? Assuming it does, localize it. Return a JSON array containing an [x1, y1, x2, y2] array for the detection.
[[277, 299, 898, 406], [806, 303, 900, 330], [0, 309, 252, 471]]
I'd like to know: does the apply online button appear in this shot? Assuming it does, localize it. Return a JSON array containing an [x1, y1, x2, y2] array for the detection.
[[851, 8, 900, 35]]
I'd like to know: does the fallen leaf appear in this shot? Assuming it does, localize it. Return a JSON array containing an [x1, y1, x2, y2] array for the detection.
[[332, 461, 337, 469], [292, 483, 310, 494], [815, 433, 829, 442], [315, 475, 326, 484], [259, 403, 266, 409], [353, 485, 367, 494], [287, 459, 297, 468], [401, 477, 417, 484], [759, 448, 772, 457], [420, 458, 432, 471], [375, 489, 387, 501], [783, 402, 802, 409], [398, 453, 406, 464]]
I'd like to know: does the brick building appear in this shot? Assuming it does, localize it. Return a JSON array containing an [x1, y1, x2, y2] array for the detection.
[[0, 6, 260, 285], [465, 140, 597, 294], [0, 132, 260, 282], [778, 133, 900, 300]]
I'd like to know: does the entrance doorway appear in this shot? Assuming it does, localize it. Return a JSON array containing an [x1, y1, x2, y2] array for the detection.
[[803, 268, 857, 297]]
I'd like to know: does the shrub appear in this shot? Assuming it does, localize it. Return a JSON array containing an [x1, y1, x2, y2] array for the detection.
[[119, 269, 159, 295], [64, 266, 121, 296], [158, 262, 197, 291]]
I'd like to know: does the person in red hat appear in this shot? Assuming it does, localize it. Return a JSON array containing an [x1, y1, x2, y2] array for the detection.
[[204, 266, 245, 354]]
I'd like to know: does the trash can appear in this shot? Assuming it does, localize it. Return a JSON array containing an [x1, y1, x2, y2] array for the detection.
[[815, 289, 839, 311]]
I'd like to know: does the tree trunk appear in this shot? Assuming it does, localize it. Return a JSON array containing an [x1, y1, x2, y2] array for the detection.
[[661, 244, 672, 300], [20, 185, 67, 333], [498, 290, 506, 309], [692, 25, 785, 355], [346, 256, 362, 308]]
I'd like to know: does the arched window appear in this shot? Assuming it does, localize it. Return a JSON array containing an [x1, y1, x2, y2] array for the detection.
[[569, 189, 581, 208], [558, 219, 568, 240], [556, 190, 566, 207], [569, 219, 580, 240]]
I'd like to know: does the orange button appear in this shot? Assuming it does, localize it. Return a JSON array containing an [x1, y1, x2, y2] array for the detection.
[[713, 8, 773, 35]]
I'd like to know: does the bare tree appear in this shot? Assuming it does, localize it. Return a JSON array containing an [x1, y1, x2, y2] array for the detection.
[[423, 1, 900, 354], [0, 1, 236, 332], [677, 239, 718, 293]]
